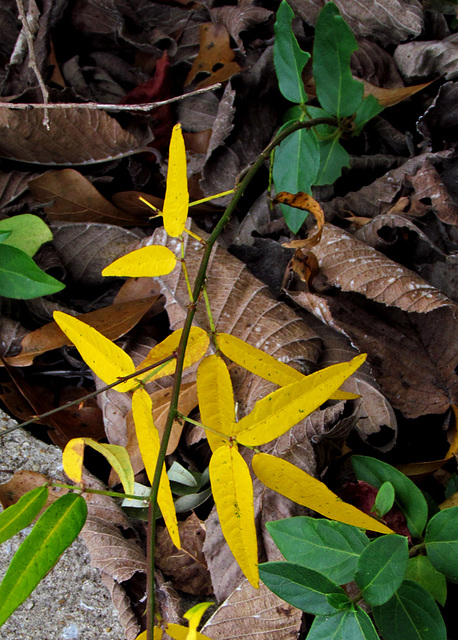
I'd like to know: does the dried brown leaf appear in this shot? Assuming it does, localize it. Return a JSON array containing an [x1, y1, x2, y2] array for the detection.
[[408, 160, 458, 225], [314, 223, 453, 313], [185, 23, 241, 89], [156, 513, 212, 596], [100, 573, 142, 640], [3, 298, 156, 367], [29, 169, 148, 225], [418, 82, 458, 143], [0, 470, 67, 511], [201, 578, 302, 640], [351, 38, 404, 88], [363, 79, 433, 107], [0, 170, 40, 208], [394, 34, 458, 81], [0, 109, 150, 165], [211, 6, 273, 53], [289, 0, 423, 46], [50, 221, 142, 285]]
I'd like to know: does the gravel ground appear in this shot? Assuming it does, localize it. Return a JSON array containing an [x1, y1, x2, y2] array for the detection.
[[0, 410, 126, 640]]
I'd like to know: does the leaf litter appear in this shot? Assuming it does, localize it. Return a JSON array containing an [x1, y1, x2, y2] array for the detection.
[[0, 0, 457, 637]]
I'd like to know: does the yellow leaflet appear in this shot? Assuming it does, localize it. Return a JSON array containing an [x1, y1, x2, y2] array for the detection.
[[62, 437, 85, 484], [132, 389, 180, 549], [62, 438, 135, 495], [166, 624, 212, 640], [163, 123, 189, 237], [235, 354, 366, 446], [136, 327, 209, 382], [184, 602, 214, 640], [53, 311, 137, 392], [197, 355, 235, 451], [102, 245, 177, 278], [216, 333, 358, 401], [252, 453, 394, 534], [209, 445, 259, 588], [135, 630, 163, 640]]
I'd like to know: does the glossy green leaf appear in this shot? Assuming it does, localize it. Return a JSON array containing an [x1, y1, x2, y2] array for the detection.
[[425, 506, 458, 581], [0, 486, 48, 545], [259, 561, 346, 614], [352, 455, 428, 538], [0, 493, 87, 627], [354, 534, 408, 605], [372, 580, 446, 640], [0, 244, 65, 299], [307, 606, 379, 640], [304, 106, 349, 186], [374, 481, 395, 517], [266, 516, 369, 584], [353, 94, 384, 134], [405, 556, 447, 606], [0, 214, 53, 257], [273, 126, 320, 233], [313, 2, 363, 117], [274, 0, 309, 104]]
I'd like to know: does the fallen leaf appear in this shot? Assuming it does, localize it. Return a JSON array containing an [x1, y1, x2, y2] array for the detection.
[[211, 6, 273, 53], [0, 170, 40, 208], [408, 160, 458, 225], [29, 169, 148, 225], [0, 108, 150, 165], [185, 23, 241, 89], [0, 470, 67, 512], [277, 191, 324, 247], [394, 34, 458, 81], [362, 79, 433, 107]]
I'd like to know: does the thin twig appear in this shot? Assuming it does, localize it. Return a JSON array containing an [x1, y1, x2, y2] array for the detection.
[[15, 0, 50, 128], [0, 84, 222, 113]]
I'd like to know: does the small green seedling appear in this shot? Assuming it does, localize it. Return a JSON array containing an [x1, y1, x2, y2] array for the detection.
[[273, 1, 383, 231], [260, 455, 455, 639], [0, 214, 64, 299]]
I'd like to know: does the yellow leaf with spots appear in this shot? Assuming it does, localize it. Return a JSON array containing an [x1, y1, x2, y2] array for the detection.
[[63, 438, 134, 495], [235, 354, 366, 446], [197, 355, 235, 451], [216, 333, 357, 401], [53, 311, 137, 392], [163, 123, 189, 237], [252, 452, 394, 534], [136, 327, 209, 382], [209, 444, 258, 587], [132, 389, 180, 549], [102, 245, 177, 278]]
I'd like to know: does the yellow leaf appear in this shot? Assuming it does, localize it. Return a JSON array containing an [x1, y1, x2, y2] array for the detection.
[[132, 389, 180, 549], [135, 630, 163, 640], [136, 327, 209, 382], [197, 355, 235, 451], [102, 245, 177, 278], [252, 453, 393, 534], [235, 355, 366, 446], [62, 437, 85, 484], [163, 123, 189, 237], [53, 311, 137, 392], [209, 444, 258, 587], [216, 333, 358, 401], [183, 602, 214, 640], [166, 624, 212, 640]]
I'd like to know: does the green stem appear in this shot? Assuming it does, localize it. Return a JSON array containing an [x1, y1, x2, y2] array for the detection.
[[49, 482, 149, 502], [145, 116, 336, 639]]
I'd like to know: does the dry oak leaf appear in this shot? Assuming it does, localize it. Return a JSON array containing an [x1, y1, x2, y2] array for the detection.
[[313, 223, 454, 313], [29, 169, 148, 225], [0, 108, 150, 165]]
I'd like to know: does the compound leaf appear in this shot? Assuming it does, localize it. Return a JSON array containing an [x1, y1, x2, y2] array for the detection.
[[0, 493, 87, 627], [253, 453, 393, 534], [209, 444, 258, 588]]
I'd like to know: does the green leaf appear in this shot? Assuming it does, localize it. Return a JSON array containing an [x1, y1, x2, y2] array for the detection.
[[305, 106, 349, 185], [354, 534, 408, 605], [0, 230, 12, 243], [0, 214, 53, 257], [352, 455, 428, 538], [372, 580, 447, 640], [0, 493, 87, 627], [0, 486, 48, 545], [374, 482, 395, 517], [313, 2, 363, 118], [174, 487, 212, 513], [307, 606, 379, 640], [0, 243, 65, 299], [168, 461, 200, 488], [273, 125, 320, 232], [266, 516, 369, 584], [353, 94, 384, 134], [425, 506, 458, 582], [259, 561, 346, 614], [405, 556, 447, 606], [274, 0, 309, 104]]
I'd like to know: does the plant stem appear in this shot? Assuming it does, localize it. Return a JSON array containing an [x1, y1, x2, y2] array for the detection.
[[145, 116, 336, 639], [49, 482, 148, 502]]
